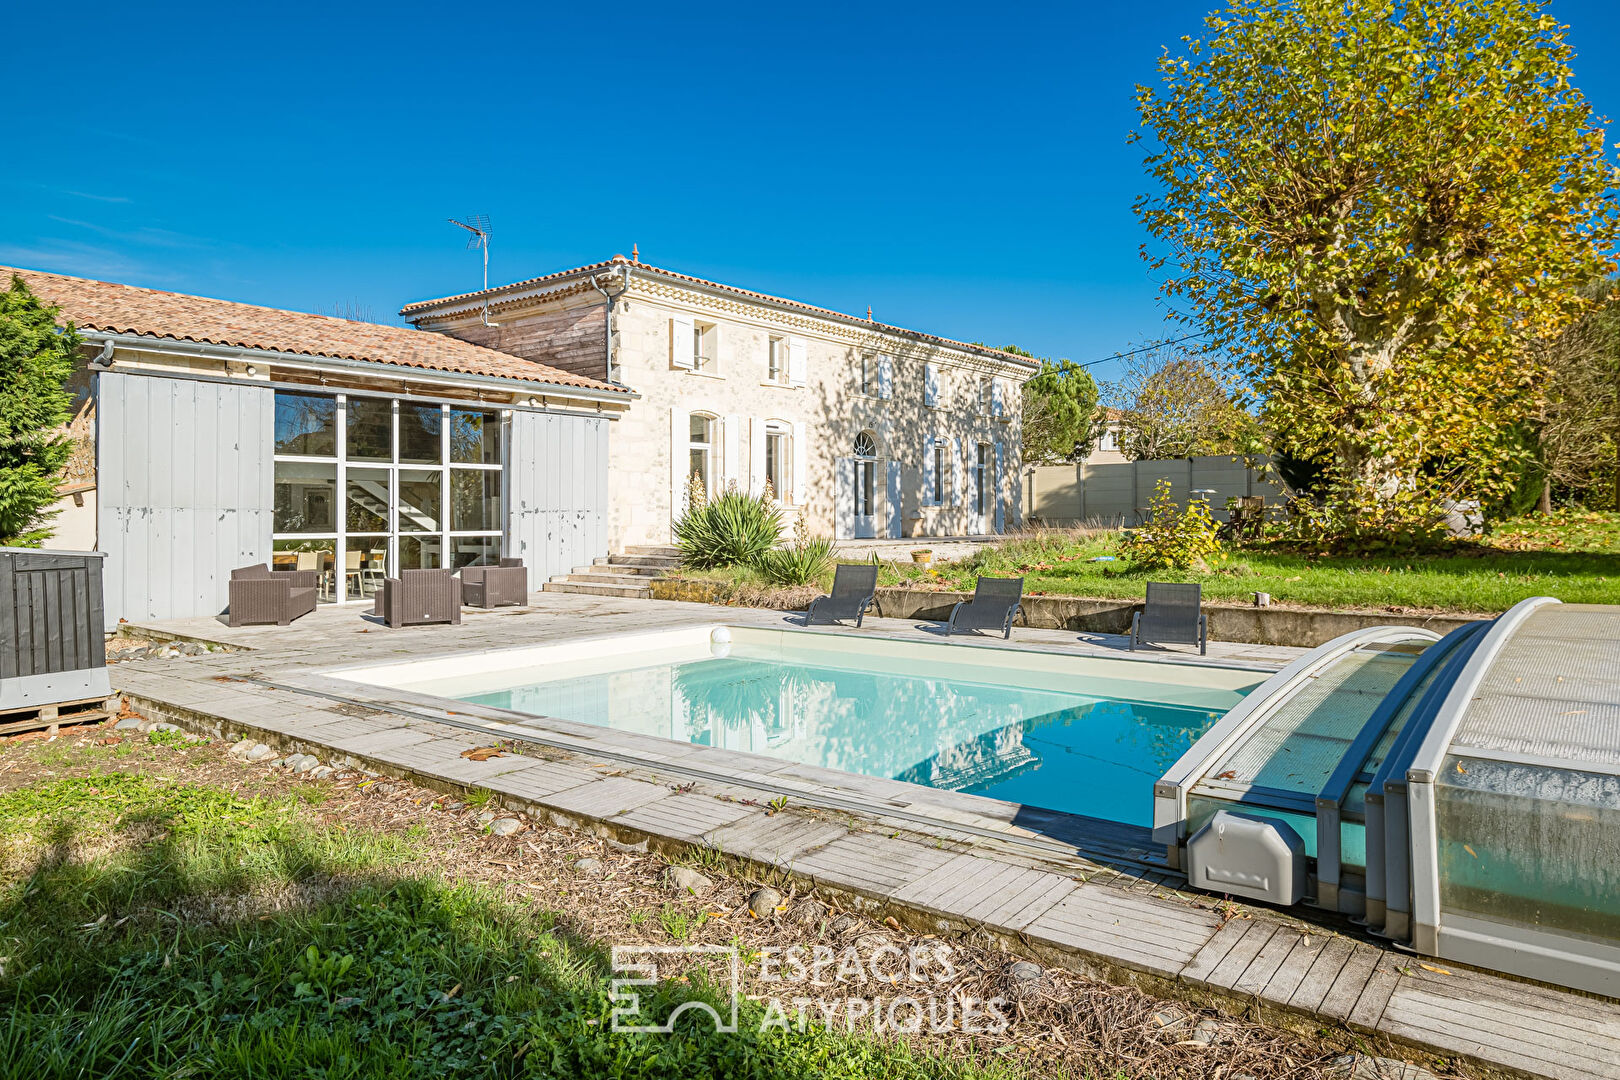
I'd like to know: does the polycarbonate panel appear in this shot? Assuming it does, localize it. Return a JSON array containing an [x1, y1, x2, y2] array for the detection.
[[1435, 754, 1620, 945], [1200, 644, 1424, 798]]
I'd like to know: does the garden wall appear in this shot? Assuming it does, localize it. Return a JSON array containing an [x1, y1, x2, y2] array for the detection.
[[650, 579, 1475, 649]]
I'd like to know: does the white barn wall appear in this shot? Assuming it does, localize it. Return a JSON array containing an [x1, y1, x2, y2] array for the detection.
[[506, 410, 610, 589], [96, 372, 275, 629]]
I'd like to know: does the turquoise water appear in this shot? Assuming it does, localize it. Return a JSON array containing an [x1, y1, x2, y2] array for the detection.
[[457, 645, 1231, 827]]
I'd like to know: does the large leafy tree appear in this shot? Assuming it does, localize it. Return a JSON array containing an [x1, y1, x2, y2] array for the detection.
[[0, 276, 79, 546], [1528, 278, 1620, 509], [1134, 0, 1619, 535]]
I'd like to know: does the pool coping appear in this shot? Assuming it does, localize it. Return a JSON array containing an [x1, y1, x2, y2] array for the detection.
[[108, 595, 1620, 1080]]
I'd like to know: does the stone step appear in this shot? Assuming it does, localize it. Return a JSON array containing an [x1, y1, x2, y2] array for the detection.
[[603, 554, 681, 570], [623, 544, 681, 557], [574, 564, 665, 577], [554, 572, 656, 587], [542, 581, 652, 599]]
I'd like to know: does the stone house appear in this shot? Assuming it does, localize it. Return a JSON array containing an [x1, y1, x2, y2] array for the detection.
[[402, 254, 1039, 549]]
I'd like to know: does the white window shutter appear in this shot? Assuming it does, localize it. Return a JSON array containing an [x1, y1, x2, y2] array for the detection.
[[950, 437, 961, 507], [787, 337, 808, 387], [835, 458, 856, 538], [749, 418, 768, 496], [722, 413, 741, 492], [924, 363, 938, 408], [878, 355, 893, 400], [922, 434, 936, 506], [670, 315, 695, 369], [991, 377, 1004, 418], [669, 406, 688, 516], [790, 421, 807, 506]]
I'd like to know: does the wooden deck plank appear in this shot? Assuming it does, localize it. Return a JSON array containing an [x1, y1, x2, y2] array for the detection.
[[1179, 917, 1254, 984], [789, 832, 959, 896], [544, 776, 673, 819], [1026, 887, 1218, 976], [1382, 987, 1618, 1080], [1287, 937, 1355, 1014], [1207, 922, 1278, 990], [1347, 953, 1402, 1031], [1317, 943, 1380, 1021], [616, 792, 754, 844], [1258, 930, 1325, 1006], [1234, 925, 1301, 997], [701, 814, 848, 867]]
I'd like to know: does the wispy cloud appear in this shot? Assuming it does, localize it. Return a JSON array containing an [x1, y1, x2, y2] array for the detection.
[[0, 240, 164, 284], [47, 215, 209, 250], [62, 190, 132, 204]]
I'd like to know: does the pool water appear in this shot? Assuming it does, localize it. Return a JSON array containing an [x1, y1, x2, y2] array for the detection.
[[444, 637, 1248, 827]]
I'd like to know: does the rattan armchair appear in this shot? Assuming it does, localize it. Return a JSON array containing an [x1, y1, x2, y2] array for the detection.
[[375, 568, 462, 628], [228, 564, 318, 627], [460, 558, 528, 609]]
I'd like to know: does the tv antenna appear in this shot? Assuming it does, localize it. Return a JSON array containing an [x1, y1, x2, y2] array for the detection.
[[448, 215, 497, 325]]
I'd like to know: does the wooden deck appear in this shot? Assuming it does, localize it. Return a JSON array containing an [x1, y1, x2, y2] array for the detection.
[[109, 592, 1620, 1080]]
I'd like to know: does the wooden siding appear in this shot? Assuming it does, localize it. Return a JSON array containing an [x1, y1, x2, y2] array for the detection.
[[439, 303, 608, 382]]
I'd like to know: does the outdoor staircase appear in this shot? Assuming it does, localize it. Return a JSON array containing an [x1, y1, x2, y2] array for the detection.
[[541, 545, 679, 599]]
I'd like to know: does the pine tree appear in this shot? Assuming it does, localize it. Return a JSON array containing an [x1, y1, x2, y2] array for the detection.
[[0, 275, 80, 546]]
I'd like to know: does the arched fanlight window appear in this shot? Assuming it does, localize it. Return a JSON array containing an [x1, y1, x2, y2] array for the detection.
[[854, 431, 877, 459]]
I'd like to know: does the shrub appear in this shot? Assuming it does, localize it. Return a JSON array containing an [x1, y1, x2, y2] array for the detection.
[[1120, 478, 1222, 571], [674, 489, 783, 569], [756, 537, 836, 585]]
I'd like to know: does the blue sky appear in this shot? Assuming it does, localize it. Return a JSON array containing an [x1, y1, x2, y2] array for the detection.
[[5, 1, 1618, 382]]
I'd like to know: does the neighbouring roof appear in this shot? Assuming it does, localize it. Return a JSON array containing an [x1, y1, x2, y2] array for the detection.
[[2, 265, 628, 395], [401, 255, 1041, 369]]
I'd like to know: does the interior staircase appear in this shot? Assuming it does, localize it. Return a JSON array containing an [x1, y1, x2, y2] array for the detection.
[[541, 545, 679, 599]]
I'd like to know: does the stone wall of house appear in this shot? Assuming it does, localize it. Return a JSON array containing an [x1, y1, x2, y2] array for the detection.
[[603, 281, 1027, 549], [424, 293, 608, 383]]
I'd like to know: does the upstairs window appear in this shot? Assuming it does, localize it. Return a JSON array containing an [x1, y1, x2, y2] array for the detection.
[[693, 321, 717, 372], [768, 336, 785, 382]]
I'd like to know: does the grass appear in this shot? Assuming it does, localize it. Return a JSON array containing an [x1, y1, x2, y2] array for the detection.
[[680, 511, 1620, 614], [0, 770, 1024, 1080]]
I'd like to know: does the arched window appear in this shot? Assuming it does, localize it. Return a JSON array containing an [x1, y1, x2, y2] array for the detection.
[[688, 414, 715, 500], [853, 431, 878, 521], [854, 431, 877, 459]]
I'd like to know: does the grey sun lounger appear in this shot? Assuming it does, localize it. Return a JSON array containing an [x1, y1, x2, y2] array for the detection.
[[805, 564, 880, 627], [1131, 581, 1207, 655], [227, 564, 318, 627], [946, 576, 1023, 639]]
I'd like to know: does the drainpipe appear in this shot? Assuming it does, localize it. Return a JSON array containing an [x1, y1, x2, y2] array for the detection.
[[589, 270, 630, 385]]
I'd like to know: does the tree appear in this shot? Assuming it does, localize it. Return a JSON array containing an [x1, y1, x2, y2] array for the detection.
[[1134, 0, 1619, 535], [1104, 346, 1259, 460], [0, 276, 79, 546], [1528, 279, 1620, 509], [1020, 356, 1103, 463]]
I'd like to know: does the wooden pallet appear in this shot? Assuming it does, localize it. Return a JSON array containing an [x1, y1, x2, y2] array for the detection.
[[0, 695, 115, 737]]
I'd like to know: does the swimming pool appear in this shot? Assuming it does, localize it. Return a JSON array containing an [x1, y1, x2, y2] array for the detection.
[[337, 626, 1267, 828]]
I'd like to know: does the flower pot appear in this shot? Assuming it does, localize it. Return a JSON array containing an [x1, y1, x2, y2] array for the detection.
[[911, 551, 933, 565]]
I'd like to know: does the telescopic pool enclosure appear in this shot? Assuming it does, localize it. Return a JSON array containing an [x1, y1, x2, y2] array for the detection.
[[1155, 597, 1620, 998]]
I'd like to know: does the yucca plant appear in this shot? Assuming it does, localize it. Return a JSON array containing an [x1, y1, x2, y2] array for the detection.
[[674, 489, 783, 569], [755, 537, 836, 585]]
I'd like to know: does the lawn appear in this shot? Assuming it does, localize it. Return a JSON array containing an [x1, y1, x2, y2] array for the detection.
[[681, 511, 1620, 615], [0, 726, 1383, 1080], [0, 759, 1014, 1080]]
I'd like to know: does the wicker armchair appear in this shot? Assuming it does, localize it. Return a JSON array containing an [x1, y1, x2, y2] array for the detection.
[[228, 564, 318, 627], [376, 568, 462, 628], [460, 558, 528, 609]]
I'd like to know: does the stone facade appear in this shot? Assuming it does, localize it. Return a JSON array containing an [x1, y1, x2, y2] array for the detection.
[[408, 259, 1037, 549]]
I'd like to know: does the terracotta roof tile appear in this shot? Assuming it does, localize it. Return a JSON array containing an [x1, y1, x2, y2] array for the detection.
[[401, 256, 1040, 369], [2, 265, 627, 395]]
